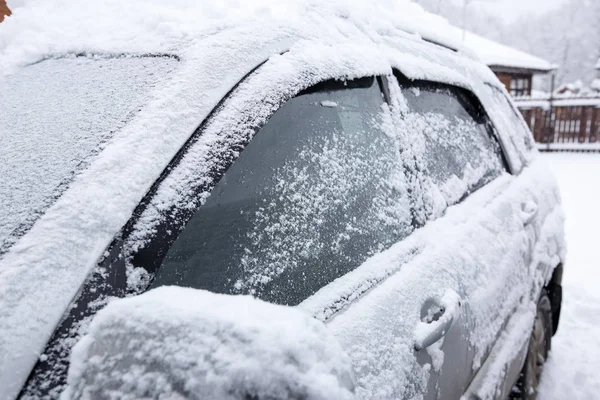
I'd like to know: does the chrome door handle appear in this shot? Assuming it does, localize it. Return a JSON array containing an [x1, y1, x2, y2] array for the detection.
[[414, 290, 461, 351]]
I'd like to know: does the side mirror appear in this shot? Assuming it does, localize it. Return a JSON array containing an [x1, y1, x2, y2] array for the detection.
[[62, 286, 356, 400]]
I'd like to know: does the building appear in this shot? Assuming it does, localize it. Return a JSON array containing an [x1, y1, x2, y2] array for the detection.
[[0, 0, 10, 23], [461, 31, 554, 97]]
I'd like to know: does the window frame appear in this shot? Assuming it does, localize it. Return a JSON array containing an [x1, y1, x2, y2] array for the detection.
[[508, 74, 532, 97]]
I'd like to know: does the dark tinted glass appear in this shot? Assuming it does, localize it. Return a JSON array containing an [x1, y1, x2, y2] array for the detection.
[[395, 74, 505, 205], [151, 77, 413, 305]]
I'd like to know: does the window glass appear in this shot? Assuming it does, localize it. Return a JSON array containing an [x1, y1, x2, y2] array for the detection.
[[395, 75, 505, 206], [486, 84, 535, 156], [150, 77, 413, 305], [508, 76, 530, 97]]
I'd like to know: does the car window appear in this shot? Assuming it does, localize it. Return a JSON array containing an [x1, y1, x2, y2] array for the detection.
[[394, 73, 506, 207], [148, 77, 413, 305], [485, 84, 536, 156]]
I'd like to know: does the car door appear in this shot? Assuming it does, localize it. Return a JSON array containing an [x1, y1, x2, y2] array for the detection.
[[387, 73, 544, 398], [457, 84, 566, 400], [301, 73, 515, 399], [130, 69, 461, 398]]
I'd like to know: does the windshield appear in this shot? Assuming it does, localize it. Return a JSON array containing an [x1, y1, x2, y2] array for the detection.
[[0, 55, 178, 254]]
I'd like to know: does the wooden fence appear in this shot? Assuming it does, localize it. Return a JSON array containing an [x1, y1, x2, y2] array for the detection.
[[514, 97, 600, 151]]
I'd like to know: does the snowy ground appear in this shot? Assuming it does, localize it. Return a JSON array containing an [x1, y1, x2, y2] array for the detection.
[[538, 153, 600, 399]]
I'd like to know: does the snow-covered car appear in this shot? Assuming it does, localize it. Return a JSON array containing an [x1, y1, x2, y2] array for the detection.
[[0, 2, 565, 400]]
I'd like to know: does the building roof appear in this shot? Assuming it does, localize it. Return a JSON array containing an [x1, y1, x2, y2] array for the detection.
[[462, 30, 554, 73]]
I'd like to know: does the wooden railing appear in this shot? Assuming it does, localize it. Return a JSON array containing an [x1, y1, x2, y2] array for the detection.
[[514, 96, 600, 151]]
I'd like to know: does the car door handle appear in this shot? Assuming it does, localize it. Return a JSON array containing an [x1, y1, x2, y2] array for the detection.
[[521, 201, 538, 225], [414, 289, 461, 351]]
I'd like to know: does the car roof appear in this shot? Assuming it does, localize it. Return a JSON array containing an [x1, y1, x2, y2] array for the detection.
[[0, 2, 508, 397]]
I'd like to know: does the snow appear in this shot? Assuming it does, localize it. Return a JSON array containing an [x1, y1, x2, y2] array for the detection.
[[538, 153, 600, 400], [414, 289, 461, 351], [300, 155, 563, 399], [61, 286, 355, 400], [514, 95, 600, 111], [320, 100, 338, 107], [460, 29, 554, 72], [0, 55, 178, 253], [0, 0, 544, 398], [0, 0, 457, 78]]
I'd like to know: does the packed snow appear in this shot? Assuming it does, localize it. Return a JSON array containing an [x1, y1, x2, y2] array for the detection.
[[61, 286, 355, 400], [538, 153, 600, 400]]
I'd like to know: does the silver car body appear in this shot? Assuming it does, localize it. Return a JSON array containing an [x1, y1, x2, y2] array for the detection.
[[0, 14, 565, 400]]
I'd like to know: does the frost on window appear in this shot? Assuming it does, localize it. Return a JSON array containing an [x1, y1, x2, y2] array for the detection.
[[396, 81, 505, 208], [149, 77, 413, 305], [0, 54, 178, 254]]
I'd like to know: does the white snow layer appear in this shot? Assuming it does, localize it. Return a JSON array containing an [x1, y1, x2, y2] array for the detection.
[[0, 0, 547, 398], [300, 157, 564, 399], [61, 286, 355, 400], [0, 0, 457, 78], [537, 153, 600, 400], [0, 55, 178, 253], [461, 30, 554, 72]]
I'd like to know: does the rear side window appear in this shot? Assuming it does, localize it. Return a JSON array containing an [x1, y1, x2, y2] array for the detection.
[[485, 85, 535, 158], [150, 77, 414, 305], [394, 73, 506, 206]]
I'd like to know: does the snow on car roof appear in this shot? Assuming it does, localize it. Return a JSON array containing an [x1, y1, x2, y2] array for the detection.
[[0, 1, 511, 398], [461, 29, 554, 73], [0, 0, 466, 78]]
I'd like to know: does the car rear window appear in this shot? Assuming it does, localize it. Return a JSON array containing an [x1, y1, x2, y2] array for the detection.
[[0, 55, 178, 254]]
